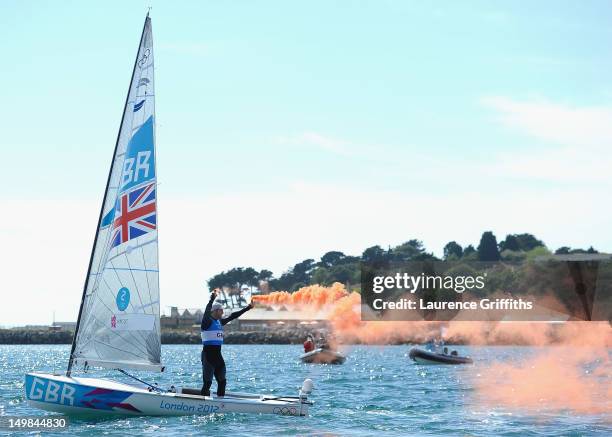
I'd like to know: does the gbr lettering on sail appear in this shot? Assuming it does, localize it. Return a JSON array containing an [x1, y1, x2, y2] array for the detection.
[[122, 150, 151, 187], [120, 116, 155, 191]]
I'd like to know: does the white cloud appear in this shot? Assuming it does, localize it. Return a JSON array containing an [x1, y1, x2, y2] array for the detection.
[[482, 96, 612, 147], [482, 96, 612, 184]]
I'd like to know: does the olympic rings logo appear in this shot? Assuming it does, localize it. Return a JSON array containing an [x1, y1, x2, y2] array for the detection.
[[272, 407, 297, 416]]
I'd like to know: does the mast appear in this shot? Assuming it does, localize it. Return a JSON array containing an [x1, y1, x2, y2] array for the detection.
[[67, 14, 151, 376]]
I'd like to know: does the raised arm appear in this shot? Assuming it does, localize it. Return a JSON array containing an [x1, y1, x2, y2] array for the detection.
[[221, 302, 254, 326], [201, 291, 217, 331]]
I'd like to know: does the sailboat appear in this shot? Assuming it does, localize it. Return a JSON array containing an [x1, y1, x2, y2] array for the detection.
[[24, 14, 313, 417]]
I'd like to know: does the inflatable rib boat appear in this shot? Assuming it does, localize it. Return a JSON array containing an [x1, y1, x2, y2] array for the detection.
[[409, 348, 473, 365], [300, 348, 346, 364]]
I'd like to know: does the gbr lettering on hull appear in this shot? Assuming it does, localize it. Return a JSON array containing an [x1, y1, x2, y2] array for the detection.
[[27, 377, 76, 406]]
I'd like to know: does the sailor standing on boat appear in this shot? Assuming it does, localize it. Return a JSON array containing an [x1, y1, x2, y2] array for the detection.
[[201, 290, 254, 397]]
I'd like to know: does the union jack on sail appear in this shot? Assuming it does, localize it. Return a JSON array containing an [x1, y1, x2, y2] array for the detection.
[[111, 182, 156, 248]]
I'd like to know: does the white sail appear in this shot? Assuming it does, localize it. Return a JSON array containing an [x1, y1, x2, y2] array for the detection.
[[70, 16, 162, 372]]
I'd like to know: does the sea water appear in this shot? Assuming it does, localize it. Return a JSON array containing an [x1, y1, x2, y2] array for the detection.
[[1, 345, 610, 436]]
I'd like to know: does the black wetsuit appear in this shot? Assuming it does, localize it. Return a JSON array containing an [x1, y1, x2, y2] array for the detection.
[[200, 295, 252, 396]]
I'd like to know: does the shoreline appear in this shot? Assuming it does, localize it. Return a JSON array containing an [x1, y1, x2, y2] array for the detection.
[[1, 327, 591, 346], [0, 328, 448, 345]]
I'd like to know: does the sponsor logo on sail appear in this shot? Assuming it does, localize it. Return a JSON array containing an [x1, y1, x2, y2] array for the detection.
[[116, 287, 130, 311], [109, 313, 155, 331], [138, 48, 150, 68]]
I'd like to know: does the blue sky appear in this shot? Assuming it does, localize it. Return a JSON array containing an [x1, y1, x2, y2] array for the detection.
[[1, 1, 612, 324]]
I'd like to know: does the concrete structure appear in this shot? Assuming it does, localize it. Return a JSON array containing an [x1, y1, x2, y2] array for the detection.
[[229, 307, 330, 332], [160, 305, 330, 332], [161, 307, 203, 329]]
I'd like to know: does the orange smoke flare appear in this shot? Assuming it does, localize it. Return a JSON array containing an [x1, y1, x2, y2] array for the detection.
[[252, 283, 348, 310]]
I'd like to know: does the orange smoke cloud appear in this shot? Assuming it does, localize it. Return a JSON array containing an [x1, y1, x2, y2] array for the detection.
[[477, 322, 611, 414], [327, 291, 442, 344], [255, 283, 443, 344], [255, 283, 612, 347], [252, 283, 348, 309], [257, 283, 612, 414], [475, 344, 611, 415]]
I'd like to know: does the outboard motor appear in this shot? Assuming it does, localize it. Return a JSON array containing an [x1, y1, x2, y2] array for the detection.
[[299, 378, 314, 400], [298, 378, 314, 416]]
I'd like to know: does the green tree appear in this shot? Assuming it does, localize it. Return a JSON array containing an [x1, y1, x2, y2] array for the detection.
[[225, 267, 259, 291], [392, 239, 425, 260], [499, 234, 520, 252], [477, 231, 501, 261], [525, 246, 552, 261], [561, 246, 599, 255], [292, 259, 315, 284], [443, 241, 463, 260], [362, 245, 389, 264], [269, 259, 315, 291], [328, 264, 357, 284], [207, 272, 226, 291], [257, 269, 273, 282], [463, 245, 476, 255], [311, 267, 330, 285], [513, 233, 545, 251], [500, 249, 526, 262], [319, 251, 346, 268]]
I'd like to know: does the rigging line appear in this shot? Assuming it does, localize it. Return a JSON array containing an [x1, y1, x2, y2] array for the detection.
[[132, 301, 160, 312], [90, 267, 159, 276], [87, 200, 122, 294], [116, 369, 163, 392], [90, 318, 151, 360], [91, 336, 153, 361], [109, 258, 145, 310], [105, 238, 157, 264], [71, 332, 96, 353], [91, 219, 124, 283], [100, 275, 138, 314], [72, 322, 149, 365], [122, 253, 148, 315], [140, 243, 154, 312], [90, 131, 138, 277], [85, 227, 113, 293]]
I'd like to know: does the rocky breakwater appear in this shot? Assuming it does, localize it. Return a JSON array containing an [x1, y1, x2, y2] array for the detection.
[[0, 329, 73, 344], [162, 326, 317, 345], [0, 326, 322, 345]]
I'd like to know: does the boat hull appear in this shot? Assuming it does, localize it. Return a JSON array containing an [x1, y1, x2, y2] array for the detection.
[[300, 348, 346, 364], [408, 348, 473, 365], [25, 373, 310, 417]]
